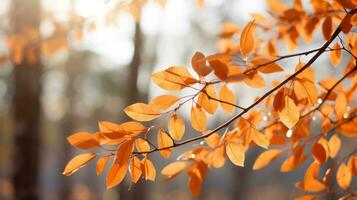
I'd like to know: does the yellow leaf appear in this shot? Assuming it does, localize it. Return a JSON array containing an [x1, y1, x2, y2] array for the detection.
[[96, 156, 110, 175], [135, 138, 150, 153], [251, 57, 283, 74], [328, 134, 341, 158], [226, 142, 245, 167], [63, 153, 96, 176], [336, 163, 352, 190], [219, 85, 236, 114], [67, 132, 100, 150], [335, 92, 347, 120], [168, 114, 185, 140], [253, 149, 283, 170], [151, 66, 197, 91], [190, 106, 207, 131], [330, 43, 342, 67], [161, 161, 189, 179], [251, 128, 269, 149], [240, 20, 256, 58], [106, 140, 134, 189], [157, 128, 173, 158], [191, 52, 212, 77], [149, 95, 179, 111], [279, 96, 300, 128], [124, 103, 160, 122], [142, 158, 156, 181], [129, 156, 142, 183]]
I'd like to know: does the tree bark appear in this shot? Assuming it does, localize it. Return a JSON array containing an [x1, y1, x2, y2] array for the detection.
[[11, 0, 42, 200]]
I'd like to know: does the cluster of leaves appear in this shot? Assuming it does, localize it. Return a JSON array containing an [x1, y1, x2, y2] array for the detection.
[[64, 0, 357, 199]]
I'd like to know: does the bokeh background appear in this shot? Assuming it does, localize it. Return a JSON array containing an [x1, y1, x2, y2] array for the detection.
[[0, 0, 355, 200]]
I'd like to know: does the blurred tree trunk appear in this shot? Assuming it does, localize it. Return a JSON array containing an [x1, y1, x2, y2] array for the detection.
[[118, 21, 147, 200], [59, 57, 78, 200], [11, 0, 42, 200]]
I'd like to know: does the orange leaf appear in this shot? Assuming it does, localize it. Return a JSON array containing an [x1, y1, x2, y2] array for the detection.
[[219, 85, 236, 114], [208, 60, 229, 81], [294, 195, 316, 200], [190, 106, 207, 131], [63, 153, 96, 176], [251, 57, 283, 74], [226, 142, 245, 167], [322, 16, 332, 40], [96, 156, 110, 175], [312, 142, 328, 163], [191, 52, 212, 77], [253, 149, 283, 170], [279, 96, 300, 128], [330, 43, 342, 67], [251, 128, 269, 149], [335, 92, 347, 120], [135, 138, 150, 153], [129, 156, 142, 183], [336, 163, 352, 190], [106, 140, 134, 189], [198, 85, 218, 114], [157, 129, 173, 158], [240, 20, 255, 58], [187, 161, 207, 197], [142, 158, 156, 181], [67, 132, 100, 150], [301, 162, 326, 192], [168, 114, 185, 140], [120, 121, 146, 135], [161, 161, 189, 179], [243, 71, 266, 88], [151, 66, 197, 91], [124, 103, 160, 121], [149, 95, 179, 111], [328, 134, 341, 158]]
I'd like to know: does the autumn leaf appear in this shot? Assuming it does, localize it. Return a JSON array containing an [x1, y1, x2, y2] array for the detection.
[[219, 84, 236, 114], [129, 156, 142, 183], [336, 163, 352, 190], [149, 95, 179, 111], [279, 96, 300, 128], [63, 153, 97, 176], [253, 149, 283, 170], [226, 142, 245, 167], [142, 158, 156, 181], [251, 57, 283, 74], [330, 43, 342, 67], [187, 161, 207, 197], [124, 103, 160, 121], [251, 128, 269, 149], [328, 134, 341, 158], [151, 66, 197, 91], [190, 106, 207, 131], [96, 156, 110, 175], [106, 140, 134, 189], [157, 129, 173, 158], [335, 92, 347, 120], [161, 161, 189, 179], [168, 114, 185, 140], [322, 16, 332, 40], [240, 20, 255, 58], [191, 51, 212, 77], [135, 138, 150, 153], [67, 132, 100, 149]]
